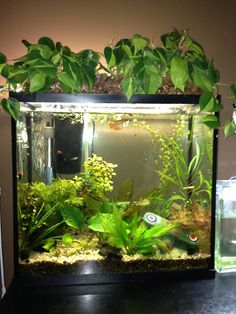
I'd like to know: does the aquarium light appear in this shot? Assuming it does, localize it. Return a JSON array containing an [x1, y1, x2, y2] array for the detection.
[[20, 102, 203, 115]]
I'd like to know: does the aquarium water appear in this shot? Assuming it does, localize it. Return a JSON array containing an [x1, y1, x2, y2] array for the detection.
[[215, 180, 236, 272], [13, 94, 216, 277]]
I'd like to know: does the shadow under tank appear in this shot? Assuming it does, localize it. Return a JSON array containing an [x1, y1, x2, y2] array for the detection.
[[12, 93, 217, 283]]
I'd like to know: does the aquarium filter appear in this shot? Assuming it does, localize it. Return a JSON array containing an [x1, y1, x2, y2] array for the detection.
[[44, 119, 55, 185]]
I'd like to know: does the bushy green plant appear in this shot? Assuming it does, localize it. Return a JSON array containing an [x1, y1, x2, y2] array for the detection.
[[18, 182, 85, 258], [2, 29, 236, 136], [17, 154, 117, 257], [88, 204, 179, 256], [18, 200, 63, 259], [75, 154, 117, 201]]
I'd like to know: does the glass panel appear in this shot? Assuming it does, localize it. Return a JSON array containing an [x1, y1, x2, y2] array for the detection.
[[215, 180, 236, 272], [16, 101, 214, 276]]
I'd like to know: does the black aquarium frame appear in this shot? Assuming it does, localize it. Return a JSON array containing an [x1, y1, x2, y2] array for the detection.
[[10, 92, 218, 285]]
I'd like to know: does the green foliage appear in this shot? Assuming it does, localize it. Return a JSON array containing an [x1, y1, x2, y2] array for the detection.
[[75, 154, 117, 200], [46, 178, 84, 207], [0, 30, 234, 135], [18, 199, 63, 259], [224, 119, 236, 138], [16, 154, 117, 257], [0, 36, 99, 106], [224, 84, 236, 138], [1, 97, 20, 120], [88, 204, 178, 256], [136, 118, 212, 207], [103, 30, 221, 128], [59, 204, 85, 230]]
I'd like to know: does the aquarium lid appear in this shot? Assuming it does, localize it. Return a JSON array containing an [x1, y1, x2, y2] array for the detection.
[[10, 92, 204, 114], [10, 92, 201, 104]]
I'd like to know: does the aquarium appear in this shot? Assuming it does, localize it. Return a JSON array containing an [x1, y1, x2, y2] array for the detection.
[[215, 179, 236, 272], [12, 93, 217, 281]]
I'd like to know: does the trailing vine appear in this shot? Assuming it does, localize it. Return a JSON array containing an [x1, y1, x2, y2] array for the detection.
[[0, 29, 235, 136]]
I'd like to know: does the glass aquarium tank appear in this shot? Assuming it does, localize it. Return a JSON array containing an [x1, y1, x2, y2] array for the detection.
[[215, 179, 236, 272], [12, 93, 217, 282]]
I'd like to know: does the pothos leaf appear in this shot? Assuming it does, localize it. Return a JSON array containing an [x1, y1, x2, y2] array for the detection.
[[38, 37, 55, 50], [1, 97, 20, 120], [104, 46, 116, 68], [191, 64, 213, 91], [199, 91, 222, 112], [201, 115, 220, 128], [230, 84, 236, 98], [143, 64, 162, 94], [0, 52, 6, 64], [224, 119, 236, 138], [170, 56, 189, 91], [29, 71, 46, 92], [132, 34, 149, 54]]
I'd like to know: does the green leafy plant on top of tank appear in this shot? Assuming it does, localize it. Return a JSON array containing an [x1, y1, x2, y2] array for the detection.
[[1, 29, 236, 136], [88, 203, 179, 256], [0, 37, 99, 118]]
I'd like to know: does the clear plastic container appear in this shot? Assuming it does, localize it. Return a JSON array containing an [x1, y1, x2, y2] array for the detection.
[[215, 179, 236, 272]]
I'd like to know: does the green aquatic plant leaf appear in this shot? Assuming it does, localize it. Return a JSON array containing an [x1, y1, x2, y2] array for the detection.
[[88, 212, 114, 233], [59, 204, 85, 230], [62, 233, 73, 245], [117, 179, 133, 201]]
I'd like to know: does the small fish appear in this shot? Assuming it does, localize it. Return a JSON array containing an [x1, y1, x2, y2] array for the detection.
[[70, 157, 79, 161], [108, 120, 130, 131], [109, 122, 122, 131]]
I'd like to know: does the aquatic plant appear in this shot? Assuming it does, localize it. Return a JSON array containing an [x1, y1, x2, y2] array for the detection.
[[17, 154, 118, 257], [75, 153, 117, 201], [18, 201, 63, 259], [88, 204, 179, 256], [46, 178, 84, 207], [135, 118, 212, 208]]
